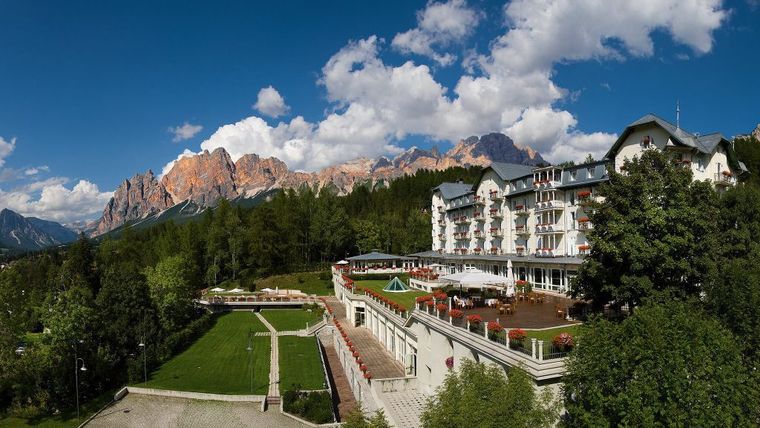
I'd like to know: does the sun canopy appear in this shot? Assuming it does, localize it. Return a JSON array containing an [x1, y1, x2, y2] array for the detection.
[[383, 277, 410, 293], [210, 287, 226, 292], [440, 271, 509, 289], [335, 260, 349, 265], [229, 288, 244, 293]]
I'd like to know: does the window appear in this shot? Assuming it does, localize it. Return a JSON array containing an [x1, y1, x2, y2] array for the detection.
[[587, 167, 595, 179], [570, 170, 577, 181], [571, 211, 576, 229], [552, 269, 562, 291]]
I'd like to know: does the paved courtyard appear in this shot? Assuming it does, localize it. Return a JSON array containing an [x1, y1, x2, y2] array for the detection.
[[85, 394, 307, 428], [323, 296, 405, 379]]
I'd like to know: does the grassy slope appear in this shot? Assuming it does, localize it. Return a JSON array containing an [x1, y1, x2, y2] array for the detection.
[[279, 336, 327, 392], [355, 279, 428, 310], [260, 309, 322, 332], [256, 272, 333, 296], [137, 312, 271, 394]]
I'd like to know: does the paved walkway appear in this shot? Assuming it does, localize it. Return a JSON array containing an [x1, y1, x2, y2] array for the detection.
[[323, 297, 405, 379], [318, 332, 358, 421], [256, 313, 281, 398], [85, 394, 306, 427], [381, 390, 425, 428]]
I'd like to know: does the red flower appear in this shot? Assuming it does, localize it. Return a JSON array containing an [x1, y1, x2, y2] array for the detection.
[[364, 372, 372, 379], [434, 292, 448, 301], [508, 328, 527, 341], [487, 321, 503, 333], [416, 295, 433, 303], [360, 364, 368, 372], [449, 309, 464, 318], [436, 303, 448, 313], [426, 300, 435, 307], [467, 314, 483, 324], [552, 332, 574, 350], [516, 280, 527, 286], [352, 351, 360, 358]]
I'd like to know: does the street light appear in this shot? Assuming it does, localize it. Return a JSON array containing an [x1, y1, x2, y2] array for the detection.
[[246, 331, 254, 393], [74, 356, 86, 421], [138, 336, 147, 383]]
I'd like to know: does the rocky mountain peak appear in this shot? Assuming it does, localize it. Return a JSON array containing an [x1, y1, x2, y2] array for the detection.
[[161, 147, 238, 206]]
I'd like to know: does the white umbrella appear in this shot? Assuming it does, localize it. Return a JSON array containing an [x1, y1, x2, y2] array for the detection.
[[506, 259, 515, 297], [210, 287, 225, 292], [261, 287, 274, 293], [336, 260, 349, 265], [229, 288, 244, 293]]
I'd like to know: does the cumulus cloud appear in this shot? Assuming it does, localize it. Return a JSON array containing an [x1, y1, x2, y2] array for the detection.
[[0, 179, 112, 223], [392, 0, 481, 66], [168, 122, 203, 142], [0, 137, 16, 167], [172, 0, 727, 170], [254, 86, 291, 118], [24, 165, 49, 176]]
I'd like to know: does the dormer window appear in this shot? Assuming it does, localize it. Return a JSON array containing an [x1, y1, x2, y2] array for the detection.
[[641, 135, 653, 147], [587, 167, 595, 179], [570, 170, 577, 181]]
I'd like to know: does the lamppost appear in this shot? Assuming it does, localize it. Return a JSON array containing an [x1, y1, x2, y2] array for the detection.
[[74, 355, 87, 420], [246, 330, 254, 393], [138, 336, 147, 383]]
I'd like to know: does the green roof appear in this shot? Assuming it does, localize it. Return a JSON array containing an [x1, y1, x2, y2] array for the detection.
[[383, 277, 410, 293]]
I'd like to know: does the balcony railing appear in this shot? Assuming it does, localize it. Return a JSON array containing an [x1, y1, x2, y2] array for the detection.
[[514, 205, 529, 216], [516, 246, 526, 256], [437, 206, 444, 212], [489, 209, 503, 219], [515, 225, 530, 236], [453, 232, 470, 240], [473, 231, 484, 239], [535, 248, 559, 257], [534, 180, 560, 189], [714, 172, 736, 186], [437, 219, 446, 226], [535, 224, 562, 234], [535, 200, 564, 211], [473, 247, 482, 254], [473, 212, 485, 222], [438, 234, 447, 241], [577, 222, 592, 231], [489, 228, 503, 237], [454, 216, 471, 225], [489, 191, 503, 201], [578, 244, 591, 255], [473, 196, 486, 206], [489, 247, 501, 255]]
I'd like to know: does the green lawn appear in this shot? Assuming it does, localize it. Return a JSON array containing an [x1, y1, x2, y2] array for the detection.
[[137, 311, 271, 394], [524, 324, 581, 342], [279, 336, 327, 392], [355, 279, 428, 310], [255, 272, 333, 296], [260, 309, 323, 332], [0, 388, 115, 428]]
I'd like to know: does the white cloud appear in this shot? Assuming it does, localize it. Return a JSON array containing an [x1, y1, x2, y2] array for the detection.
[[0, 179, 112, 223], [254, 86, 291, 118], [168, 122, 203, 142], [174, 0, 727, 170], [24, 165, 49, 176], [0, 137, 16, 167], [392, 0, 480, 66]]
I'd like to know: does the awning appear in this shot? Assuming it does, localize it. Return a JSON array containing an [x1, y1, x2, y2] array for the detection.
[[439, 270, 509, 289]]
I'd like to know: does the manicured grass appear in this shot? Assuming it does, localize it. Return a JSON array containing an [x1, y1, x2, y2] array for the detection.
[[137, 311, 271, 394], [255, 272, 333, 296], [0, 388, 115, 427], [524, 324, 581, 342], [355, 279, 428, 310], [279, 336, 327, 392], [261, 309, 323, 332]]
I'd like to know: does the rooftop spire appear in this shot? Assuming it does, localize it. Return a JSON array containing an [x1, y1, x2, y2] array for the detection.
[[676, 100, 680, 130]]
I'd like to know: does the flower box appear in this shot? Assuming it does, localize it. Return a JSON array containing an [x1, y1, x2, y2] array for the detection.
[[552, 332, 574, 350], [436, 303, 448, 314], [487, 321, 503, 333], [508, 328, 526, 341], [449, 309, 464, 319], [467, 314, 483, 325]]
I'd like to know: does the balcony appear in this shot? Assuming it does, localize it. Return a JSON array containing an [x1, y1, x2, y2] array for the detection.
[[454, 232, 470, 240], [473, 247, 483, 254], [454, 216, 471, 225], [515, 246, 527, 256], [473, 212, 485, 222], [437, 205, 444, 213], [489, 247, 501, 255], [437, 233, 447, 241], [473, 195, 486, 206], [489, 228, 503, 237], [714, 172, 736, 187], [514, 225, 530, 236], [535, 200, 564, 211], [514, 205, 529, 216], [534, 180, 560, 189], [535, 248, 559, 257], [577, 219, 592, 231], [437, 219, 446, 226], [489, 209, 503, 219], [473, 230, 484, 239], [535, 224, 562, 234], [578, 244, 591, 255], [489, 191, 503, 201]]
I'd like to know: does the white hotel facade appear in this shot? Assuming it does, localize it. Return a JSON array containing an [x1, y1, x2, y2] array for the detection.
[[329, 114, 747, 424]]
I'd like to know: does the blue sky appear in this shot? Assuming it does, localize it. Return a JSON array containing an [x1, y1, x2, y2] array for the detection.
[[0, 0, 758, 223]]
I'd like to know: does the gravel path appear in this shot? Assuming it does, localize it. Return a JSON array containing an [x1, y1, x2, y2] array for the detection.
[[86, 394, 306, 427]]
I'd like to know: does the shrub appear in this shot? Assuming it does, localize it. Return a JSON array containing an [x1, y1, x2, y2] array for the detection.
[[318, 271, 332, 281], [283, 389, 334, 424], [159, 312, 217, 361]]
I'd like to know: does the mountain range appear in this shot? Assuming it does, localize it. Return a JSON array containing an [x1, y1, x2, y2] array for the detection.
[[92, 133, 544, 235], [0, 208, 78, 252]]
